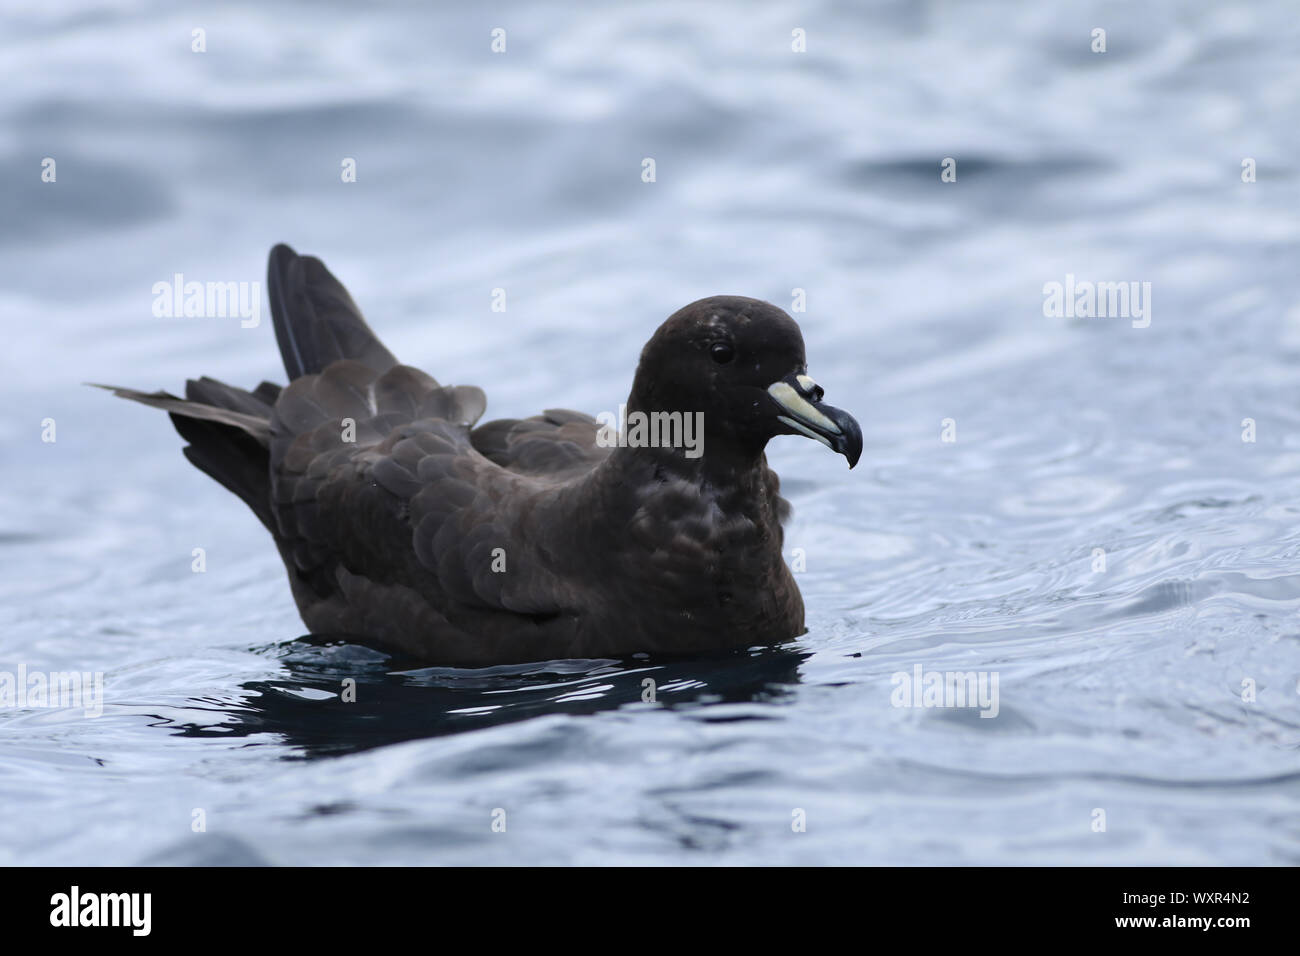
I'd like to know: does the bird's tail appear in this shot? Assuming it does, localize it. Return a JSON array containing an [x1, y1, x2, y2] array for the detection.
[[97, 244, 400, 531], [92, 378, 280, 531], [266, 242, 399, 381]]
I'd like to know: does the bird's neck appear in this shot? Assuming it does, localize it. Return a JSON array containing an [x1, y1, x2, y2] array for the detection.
[[621, 441, 769, 492], [583, 443, 784, 535]]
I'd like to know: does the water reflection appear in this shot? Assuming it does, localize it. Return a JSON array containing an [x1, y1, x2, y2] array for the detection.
[[165, 638, 810, 758]]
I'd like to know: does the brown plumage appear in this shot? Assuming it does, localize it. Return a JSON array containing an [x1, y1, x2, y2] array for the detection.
[[98, 244, 861, 666]]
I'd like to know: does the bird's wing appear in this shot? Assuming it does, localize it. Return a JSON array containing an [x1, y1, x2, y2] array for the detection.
[[268, 360, 584, 642], [267, 243, 399, 380], [469, 409, 612, 479]]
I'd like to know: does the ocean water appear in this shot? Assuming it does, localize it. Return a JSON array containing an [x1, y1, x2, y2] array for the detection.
[[2, 0, 1299, 865]]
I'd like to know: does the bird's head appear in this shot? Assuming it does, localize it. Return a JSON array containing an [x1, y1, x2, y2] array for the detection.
[[626, 296, 862, 469]]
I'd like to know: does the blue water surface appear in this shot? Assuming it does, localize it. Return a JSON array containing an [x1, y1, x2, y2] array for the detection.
[[2, 0, 1299, 864]]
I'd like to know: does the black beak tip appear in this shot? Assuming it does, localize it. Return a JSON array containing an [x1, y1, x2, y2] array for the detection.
[[835, 411, 863, 470], [842, 435, 862, 470]]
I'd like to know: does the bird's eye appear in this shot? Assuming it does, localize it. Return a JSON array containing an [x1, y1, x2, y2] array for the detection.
[[710, 342, 735, 364]]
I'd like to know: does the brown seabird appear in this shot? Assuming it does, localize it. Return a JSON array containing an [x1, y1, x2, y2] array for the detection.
[[99, 245, 861, 666]]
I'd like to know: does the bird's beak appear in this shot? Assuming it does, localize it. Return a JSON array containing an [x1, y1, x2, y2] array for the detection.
[[767, 373, 863, 468]]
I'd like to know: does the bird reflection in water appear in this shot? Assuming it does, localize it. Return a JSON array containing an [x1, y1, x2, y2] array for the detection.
[[163, 639, 810, 758]]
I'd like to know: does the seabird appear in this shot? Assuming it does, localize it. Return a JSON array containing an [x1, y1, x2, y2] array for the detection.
[[99, 245, 862, 666]]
